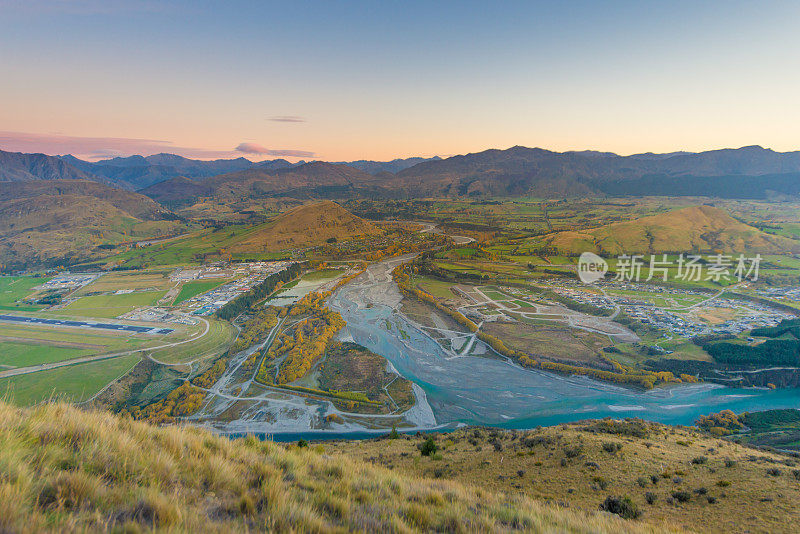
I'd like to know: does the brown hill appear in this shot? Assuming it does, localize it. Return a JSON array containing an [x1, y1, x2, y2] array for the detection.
[[0, 180, 182, 270], [0, 180, 172, 220], [543, 205, 800, 255], [138, 175, 215, 208], [229, 200, 381, 253]]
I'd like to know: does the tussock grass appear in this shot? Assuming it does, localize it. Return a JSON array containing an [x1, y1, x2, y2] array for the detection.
[[0, 401, 665, 533], [329, 422, 800, 533]]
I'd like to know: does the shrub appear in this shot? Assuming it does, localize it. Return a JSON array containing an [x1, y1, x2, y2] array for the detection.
[[724, 459, 736, 468], [420, 437, 438, 457], [691, 456, 708, 465], [602, 442, 622, 454], [581, 419, 649, 438], [650, 474, 659, 485], [636, 477, 649, 488], [599, 496, 640, 519], [645, 492, 657, 505], [766, 468, 782, 477], [671, 491, 691, 503], [716, 480, 731, 487], [563, 445, 583, 458], [592, 476, 609, 490]]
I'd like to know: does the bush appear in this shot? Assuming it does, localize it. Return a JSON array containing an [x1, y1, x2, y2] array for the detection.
[[671, 491, 691, 503], [563, 445, 583, 458], [602, 442, 622, 454], [599, 496, 641, 520], [636, 477, 649, 488], [691, 456, 708, 465], [766, 468, 782, 477], [645, 492, 657, 505], [716, 480, 731, 487], [420, 437, 438, 457]]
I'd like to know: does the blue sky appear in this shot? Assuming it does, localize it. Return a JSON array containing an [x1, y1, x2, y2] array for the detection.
[[1, 0, 799, 160]]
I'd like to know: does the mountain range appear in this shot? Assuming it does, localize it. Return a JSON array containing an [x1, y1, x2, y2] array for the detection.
[[3, 145, 800, 201]]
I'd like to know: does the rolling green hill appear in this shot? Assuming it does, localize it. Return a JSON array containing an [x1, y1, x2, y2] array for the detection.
[[542, 205, 800, 255]]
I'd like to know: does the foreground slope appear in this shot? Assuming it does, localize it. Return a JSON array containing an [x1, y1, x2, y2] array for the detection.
[[0, 401, 660, 533], [543, 205, 800, 255], [330, 420, 800, 534]]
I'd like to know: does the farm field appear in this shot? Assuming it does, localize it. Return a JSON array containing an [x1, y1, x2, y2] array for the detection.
[[58, 290, 168, 318], [0, 353, 141, 405], [0, 275, 51, 311], [72, 270, 174, 296], [0, 341, 94, 368], [172, 279, 229, 305]]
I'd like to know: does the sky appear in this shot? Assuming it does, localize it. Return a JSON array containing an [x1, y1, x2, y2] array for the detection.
[[1, 0, 800, 162]]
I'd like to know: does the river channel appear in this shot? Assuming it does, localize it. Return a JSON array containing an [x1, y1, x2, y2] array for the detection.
[[329, 255, 800, 429]]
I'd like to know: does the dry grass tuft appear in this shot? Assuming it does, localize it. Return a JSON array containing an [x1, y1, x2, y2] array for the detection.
[[0, 401, 676, 533]]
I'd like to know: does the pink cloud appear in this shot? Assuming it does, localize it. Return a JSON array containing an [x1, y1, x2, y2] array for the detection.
[[234, 142, 315, 158], [0, 131, 311, 161], [268, 116, 306, 123]]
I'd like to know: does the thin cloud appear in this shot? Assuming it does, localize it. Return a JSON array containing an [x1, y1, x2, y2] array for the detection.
[[268, 116, 306, 123], [235, 142, 314, 158], [0, 131, 247, 161]]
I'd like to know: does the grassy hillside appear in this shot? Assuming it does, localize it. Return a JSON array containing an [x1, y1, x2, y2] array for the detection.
[[0, 401, 664, 533], [329, 420, 800, 534], [0, 180, 183, 270], [229, 200, 381, 253], [543, 205, 800, 255]]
